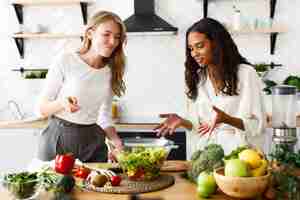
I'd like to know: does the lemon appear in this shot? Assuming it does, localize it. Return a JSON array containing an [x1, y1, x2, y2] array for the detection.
[[250, 159, 268, 177], [238, 149, 262, 169]]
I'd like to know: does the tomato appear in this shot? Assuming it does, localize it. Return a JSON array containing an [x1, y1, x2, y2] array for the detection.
[[110, 175, 122, 186], [74, 166, 91, 179], [55, 153, 75, 175], [128, 168, 145, 180]]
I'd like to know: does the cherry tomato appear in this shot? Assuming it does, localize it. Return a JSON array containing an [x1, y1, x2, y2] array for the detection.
[[110, 175, 122, 186], [128, 168, 145, 180], [55, 153, 75, 175], [74, 166, 91, 179]]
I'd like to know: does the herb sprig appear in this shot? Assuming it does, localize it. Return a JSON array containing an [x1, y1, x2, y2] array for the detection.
[[269, 144, 300, 199]]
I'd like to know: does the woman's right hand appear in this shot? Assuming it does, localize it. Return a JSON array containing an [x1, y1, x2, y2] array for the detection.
[[154, 113, 183, 136], [62, 96, 80, 113]]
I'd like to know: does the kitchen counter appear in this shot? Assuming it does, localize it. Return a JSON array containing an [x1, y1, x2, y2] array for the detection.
[[0, 116, 300, 129], [0, 170, 261, 200], [0, 117, 161, 130]]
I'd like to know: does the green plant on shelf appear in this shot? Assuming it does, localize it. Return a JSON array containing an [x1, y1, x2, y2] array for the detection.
[[261, 76, 300, 95], [253, 63, 300, 95], [24, 70, 48, 79]]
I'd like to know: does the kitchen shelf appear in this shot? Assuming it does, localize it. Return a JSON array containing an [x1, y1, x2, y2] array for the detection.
[[230, 26, 287, 55], [11, 0, 95, 25], [204, 0, 281, 55], [13, 32, 82, 38], [12, 67, 48, 71], [12, 33, 83, 58], [204, 0, 278, 19], [11, 0, 94, 5], [230, 26, 287, 34], [12, 67, 49, 79]]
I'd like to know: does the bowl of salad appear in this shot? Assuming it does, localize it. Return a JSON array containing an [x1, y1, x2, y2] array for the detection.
[[1, 172, 39, 200], [117, 137, 177, 181]]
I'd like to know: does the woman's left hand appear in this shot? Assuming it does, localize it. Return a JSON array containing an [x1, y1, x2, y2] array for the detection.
[[198, 106, 230, 136]]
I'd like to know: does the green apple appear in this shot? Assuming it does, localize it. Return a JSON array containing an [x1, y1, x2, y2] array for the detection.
[[197, 171, 217, 198], [225, 159, 249, 177]]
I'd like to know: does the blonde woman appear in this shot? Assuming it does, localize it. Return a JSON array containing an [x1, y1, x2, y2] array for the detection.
[[36, 11, 126, 162]]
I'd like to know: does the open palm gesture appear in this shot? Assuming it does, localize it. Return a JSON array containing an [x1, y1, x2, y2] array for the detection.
[[154, 113, 183, 136], [198, 106, 229, 136]]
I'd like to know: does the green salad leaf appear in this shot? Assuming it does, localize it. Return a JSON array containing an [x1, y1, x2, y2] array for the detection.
[[117, 147, 167, 180]]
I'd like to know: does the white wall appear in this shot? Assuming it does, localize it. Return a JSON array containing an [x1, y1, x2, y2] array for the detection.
[[0, 0, 299, 121], [0, 129, 39, 172]]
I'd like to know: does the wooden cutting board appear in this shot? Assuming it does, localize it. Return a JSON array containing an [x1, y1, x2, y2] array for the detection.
[[84, 174, 175, 194], [161, 160, 190, 172]]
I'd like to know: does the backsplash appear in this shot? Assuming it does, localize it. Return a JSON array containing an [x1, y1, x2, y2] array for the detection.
[[0, 0, 300, 122]]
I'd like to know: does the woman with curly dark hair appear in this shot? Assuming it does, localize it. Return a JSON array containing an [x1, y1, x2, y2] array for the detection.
[[155, 18, 266, 158]]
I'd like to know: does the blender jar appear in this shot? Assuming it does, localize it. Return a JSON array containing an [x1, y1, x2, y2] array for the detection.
[[272, 85, 297, 129]]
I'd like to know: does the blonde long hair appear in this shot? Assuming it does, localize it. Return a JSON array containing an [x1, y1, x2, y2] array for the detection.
[[79, 11, 126, 97]]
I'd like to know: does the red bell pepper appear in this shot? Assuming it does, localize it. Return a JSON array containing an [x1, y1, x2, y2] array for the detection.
[[55, 153, 75, 175], [74, 166, 91, 179]]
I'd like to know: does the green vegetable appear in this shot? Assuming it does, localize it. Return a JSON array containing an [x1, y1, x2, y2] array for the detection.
[[117, 146, 167, 180], [283, 75, 300, 91], [187, 144, 224, 183], [55, 175, 75, 193], [24, 70, 48, 79], [36, 168, 75, 200], [254, 63, 269, 73], [263, 79, 277, 95], [223, 145, 248, 161], [269, 144, 300, 199], [2, 172, 38, 199], [269, 144, 300, 168], [271, 170, 300, 200]]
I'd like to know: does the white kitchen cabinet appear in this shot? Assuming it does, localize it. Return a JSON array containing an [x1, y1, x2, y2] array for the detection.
[[0, 129, 40, 172]]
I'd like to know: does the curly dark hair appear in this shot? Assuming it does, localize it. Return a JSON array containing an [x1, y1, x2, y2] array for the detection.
[[185, 18, 251, 100]]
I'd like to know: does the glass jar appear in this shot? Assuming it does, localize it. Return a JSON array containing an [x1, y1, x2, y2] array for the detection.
[[111, 99, 119, 121]]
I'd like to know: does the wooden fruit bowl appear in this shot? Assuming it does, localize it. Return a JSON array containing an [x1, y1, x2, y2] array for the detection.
[[214, 167, 270, 199]]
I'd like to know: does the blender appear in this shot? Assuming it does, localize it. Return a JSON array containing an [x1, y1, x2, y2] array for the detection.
[[272, 85, 298, 151]]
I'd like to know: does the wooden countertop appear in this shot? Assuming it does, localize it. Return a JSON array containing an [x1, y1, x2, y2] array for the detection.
[[0, 171, 256, 200]]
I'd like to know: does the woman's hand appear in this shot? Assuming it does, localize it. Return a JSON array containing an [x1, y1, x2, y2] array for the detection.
[[107, 139, 123, 163], [104, 127, 123, 163], [154, 113, 183, 136], [198, 106, 230, 136], [62, 96, 80, 113], [198, 122, 212, 136]]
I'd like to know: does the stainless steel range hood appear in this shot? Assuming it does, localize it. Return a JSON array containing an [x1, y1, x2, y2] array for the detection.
[[124, 0, 178, 35]]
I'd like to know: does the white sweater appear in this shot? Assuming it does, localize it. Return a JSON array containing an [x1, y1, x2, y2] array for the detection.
[[185, 64, 267, 158], [37, 52, 113, 128]]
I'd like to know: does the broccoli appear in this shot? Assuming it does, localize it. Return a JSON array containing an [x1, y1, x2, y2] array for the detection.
[[187, 144, 224, 183], [190, 150, 202, 161]]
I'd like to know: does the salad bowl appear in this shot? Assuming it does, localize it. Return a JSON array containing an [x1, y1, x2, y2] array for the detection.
[[117, 137, 177, 181]]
